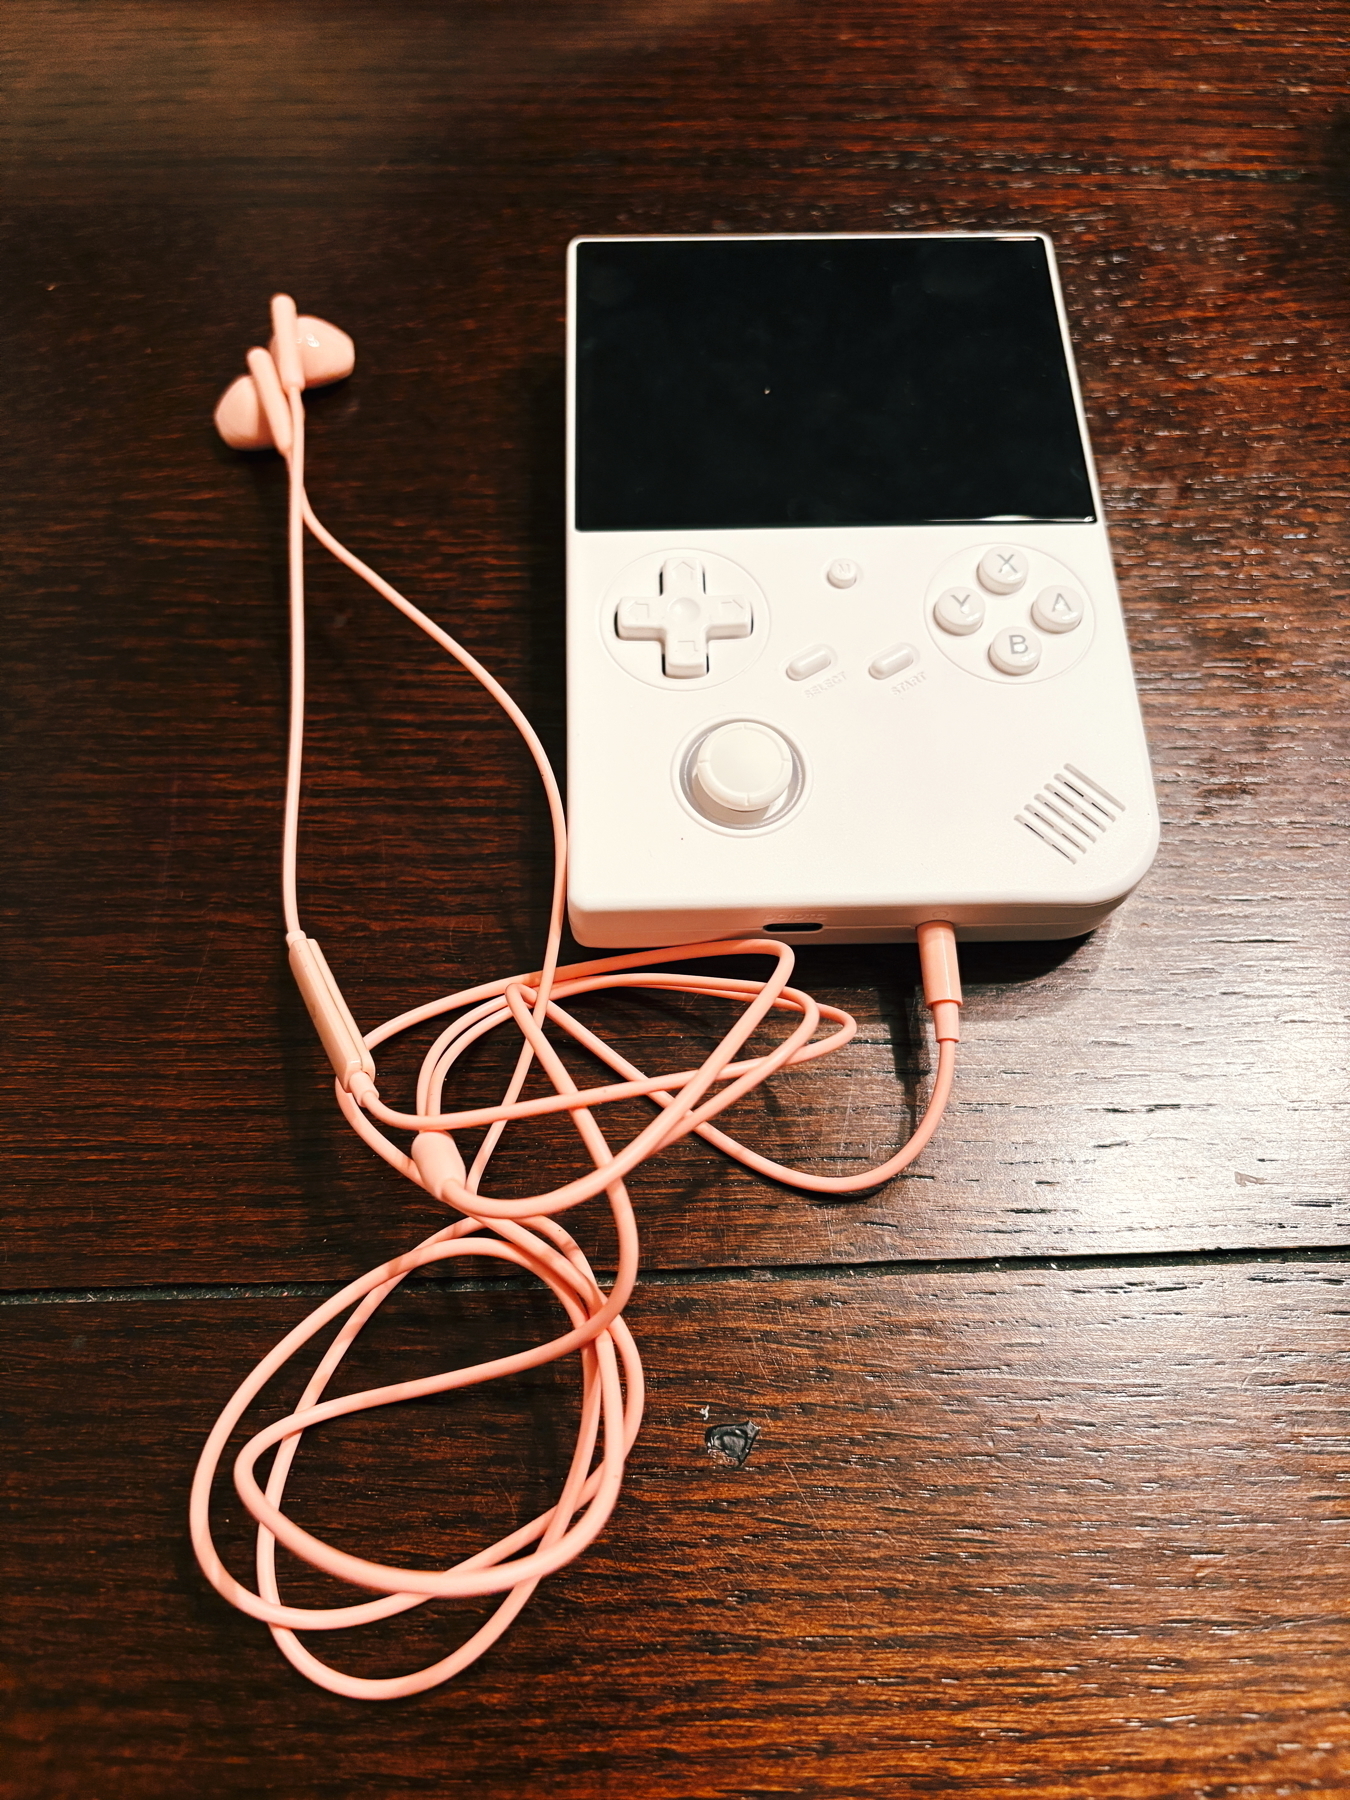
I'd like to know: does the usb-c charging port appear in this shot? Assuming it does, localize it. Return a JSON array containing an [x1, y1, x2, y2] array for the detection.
[[764, 922, 824, 933]]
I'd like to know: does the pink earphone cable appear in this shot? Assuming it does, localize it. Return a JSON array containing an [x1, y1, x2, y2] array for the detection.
[[191, 305, 962, 1700]]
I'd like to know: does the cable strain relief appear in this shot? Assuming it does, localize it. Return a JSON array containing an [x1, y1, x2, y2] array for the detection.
[[269, 294, 306, 391], [347, 1070, 379, 1107], [245, 347, 293, 454], [916, 920, 962, 1005], [411, 1131, 465, 1200], [916, 921, 962, 1042], [929, 998, 961, 1044]]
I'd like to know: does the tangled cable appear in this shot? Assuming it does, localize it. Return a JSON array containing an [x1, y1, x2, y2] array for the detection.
[[191, 299, 961, 1700]]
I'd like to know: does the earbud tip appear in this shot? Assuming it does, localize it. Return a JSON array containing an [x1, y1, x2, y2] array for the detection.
[[213, 373, 274, 451], [270, 315, 356, 389]]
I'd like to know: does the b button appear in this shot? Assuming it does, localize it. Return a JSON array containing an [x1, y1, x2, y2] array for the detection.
[[988, 627, 1041, 676]]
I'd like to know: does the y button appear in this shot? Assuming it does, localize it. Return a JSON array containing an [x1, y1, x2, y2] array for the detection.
[[934, 586, 985, 636]]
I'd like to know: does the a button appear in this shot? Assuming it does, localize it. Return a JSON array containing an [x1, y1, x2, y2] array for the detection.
[[826, 558, 860, 590], [988, 627, 1042, 676], [615, 556, 752, 678], [977, 546, 1029, 594], [1031, 584, 1086, 634], [786, 643, 834, 681], [934, 587, 985, 636], [868, 642, 917, 680], [694, 722, 794, 812]]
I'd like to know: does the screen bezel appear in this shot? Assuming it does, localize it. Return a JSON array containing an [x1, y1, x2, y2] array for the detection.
[[566, 230, 1103, 537]]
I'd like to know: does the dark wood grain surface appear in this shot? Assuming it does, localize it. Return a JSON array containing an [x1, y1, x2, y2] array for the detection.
[[5, 1262, 1349, 1797], [2, 1, 1347, 1792]]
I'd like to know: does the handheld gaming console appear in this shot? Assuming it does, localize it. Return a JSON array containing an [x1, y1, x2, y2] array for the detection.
[[566, 232, 1158, 946]]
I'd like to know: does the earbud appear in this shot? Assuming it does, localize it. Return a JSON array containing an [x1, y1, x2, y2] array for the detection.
[[214, 349, 292, 453], [212, 295, 355, 453], [271, 313, 355, 389]]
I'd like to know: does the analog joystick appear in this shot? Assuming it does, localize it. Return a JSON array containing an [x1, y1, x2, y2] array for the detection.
[[685, 721, 801, 828]]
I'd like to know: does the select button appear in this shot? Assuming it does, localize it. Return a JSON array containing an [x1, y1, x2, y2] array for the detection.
[[786, 643, 834, 681]]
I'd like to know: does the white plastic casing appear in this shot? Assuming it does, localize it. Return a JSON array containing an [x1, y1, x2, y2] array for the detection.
[[565, 232, 1158, 948]]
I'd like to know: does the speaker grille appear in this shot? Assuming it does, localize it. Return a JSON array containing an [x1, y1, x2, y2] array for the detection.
[[1017, 764, 1125, 863]]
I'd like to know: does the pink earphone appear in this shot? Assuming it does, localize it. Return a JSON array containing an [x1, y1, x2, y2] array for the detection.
[[192, 295, 963, 1701], [213, 303, 355, 451]]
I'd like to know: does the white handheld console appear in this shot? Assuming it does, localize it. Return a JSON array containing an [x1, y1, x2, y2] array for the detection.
[[566, 233, 1157, 946]]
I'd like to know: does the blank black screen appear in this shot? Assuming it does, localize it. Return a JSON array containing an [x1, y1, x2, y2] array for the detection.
[[574, 236, 1095, 531]]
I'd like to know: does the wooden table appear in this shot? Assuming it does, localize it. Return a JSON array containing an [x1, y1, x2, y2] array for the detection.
[[3, 3, 1347, 1793]]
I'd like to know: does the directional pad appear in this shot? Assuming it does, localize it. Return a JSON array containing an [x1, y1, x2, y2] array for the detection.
[[615, 555, 752, 678]]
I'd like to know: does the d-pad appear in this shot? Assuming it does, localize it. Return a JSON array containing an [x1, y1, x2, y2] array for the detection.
[[615, 556, 752, 678]]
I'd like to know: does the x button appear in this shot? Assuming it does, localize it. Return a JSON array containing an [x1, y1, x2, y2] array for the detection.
[[977, 546, 1030, 595]]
